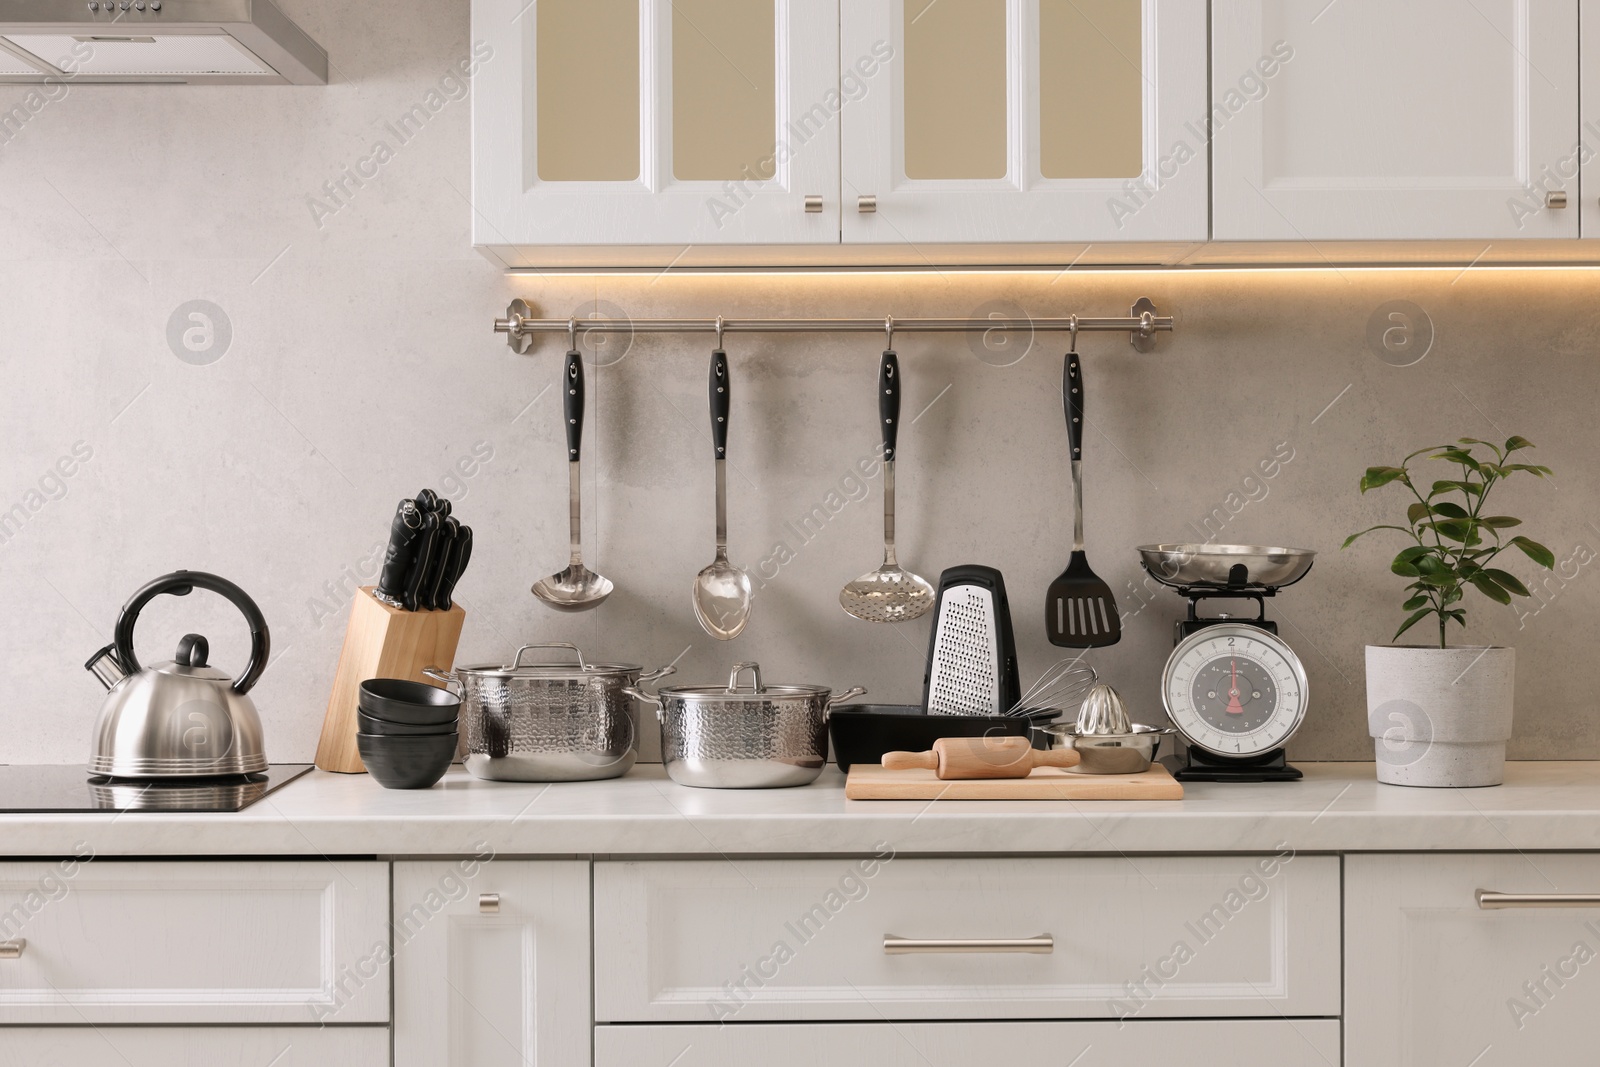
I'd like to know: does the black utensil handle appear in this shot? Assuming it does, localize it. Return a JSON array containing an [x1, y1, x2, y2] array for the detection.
[[376, 499, 422, 599], [404, 513, 440, 611], [1065, 351, 1083, 461], [415, 488, 440, 513], [112, 570, 270, 695], [709, 349, 729, 459], [425, 518, 459, 610], [564, 348, 584, 461], [438, 526, 473, 608], [879, 349, 900, 461]]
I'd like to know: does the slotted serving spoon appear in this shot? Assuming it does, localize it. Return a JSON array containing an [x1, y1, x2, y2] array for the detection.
[[692, 343, 753, 640], [1045, 339, 1121, 647], [533, 346, 614, 611], [840, 344, 935, 623]]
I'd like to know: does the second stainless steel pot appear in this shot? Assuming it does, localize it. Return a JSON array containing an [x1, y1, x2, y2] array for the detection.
[[627, 662, 865, 789], [426, 642, 672, 782]]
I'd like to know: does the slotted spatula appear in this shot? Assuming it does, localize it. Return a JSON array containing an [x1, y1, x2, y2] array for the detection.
[[1046, 347, 1121, 647]]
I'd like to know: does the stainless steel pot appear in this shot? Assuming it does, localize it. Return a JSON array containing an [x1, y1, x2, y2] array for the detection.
[[425, 643, 672, 782], [626, 662, 865, 789]]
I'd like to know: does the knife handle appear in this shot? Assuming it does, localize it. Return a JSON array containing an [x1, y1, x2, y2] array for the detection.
[[709, 349, 729, 460], [1065, 351, 1083, 461], [425, 518, 459, 610], [564, 348, 584, 462], [403, 512, 440, 612], [438, 525, 472, 609], [416, 488, 440, 514], [376, 499, 422, 601], [879, 348, 899, 461]]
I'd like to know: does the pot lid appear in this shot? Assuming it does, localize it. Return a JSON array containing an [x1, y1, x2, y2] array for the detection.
[[658, 661, 832, 700], [452, 642, 641, 680]]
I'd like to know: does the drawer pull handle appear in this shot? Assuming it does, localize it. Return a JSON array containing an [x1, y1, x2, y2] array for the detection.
[[479, 893, 500, 914], [883, 933, 1052, 954], [0, 940, 24, 959], [1477, 890, 1600, 909]]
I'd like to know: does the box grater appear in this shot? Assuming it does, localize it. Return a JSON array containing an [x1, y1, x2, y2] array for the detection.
[[921, 565, 1022, 716]]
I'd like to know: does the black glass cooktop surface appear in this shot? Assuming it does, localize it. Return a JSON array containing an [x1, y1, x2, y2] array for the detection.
[[0, 764, 313, 813]]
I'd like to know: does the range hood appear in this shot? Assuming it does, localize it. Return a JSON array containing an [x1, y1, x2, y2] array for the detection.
[[0, 0, 325, 84]]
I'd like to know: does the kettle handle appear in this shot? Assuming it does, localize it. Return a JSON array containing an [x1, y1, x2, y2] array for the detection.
[[113, 571, 271, 695]]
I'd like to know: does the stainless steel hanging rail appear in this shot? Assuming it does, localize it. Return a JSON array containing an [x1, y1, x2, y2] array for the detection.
[[494, 297, 1172, 354]]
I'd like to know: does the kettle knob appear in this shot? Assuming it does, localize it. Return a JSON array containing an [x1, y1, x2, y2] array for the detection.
[[175, 634, 209, 668]]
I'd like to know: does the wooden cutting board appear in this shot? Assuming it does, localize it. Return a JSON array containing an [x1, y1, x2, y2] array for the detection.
[[844, 761, 1183, 800]]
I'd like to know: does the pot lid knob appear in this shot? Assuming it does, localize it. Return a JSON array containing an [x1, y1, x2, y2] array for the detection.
[[175, 634, 209, 668]]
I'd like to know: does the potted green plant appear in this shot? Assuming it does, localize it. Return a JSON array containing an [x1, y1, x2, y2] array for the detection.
[[1344, 437, 1554, 787]]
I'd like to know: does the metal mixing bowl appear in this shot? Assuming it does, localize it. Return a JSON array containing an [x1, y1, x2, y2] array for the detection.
[[1136, 544, 1316, 589]]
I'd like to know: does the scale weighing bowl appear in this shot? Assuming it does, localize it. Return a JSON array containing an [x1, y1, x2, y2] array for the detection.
[[1136, 544, 1316, 590]]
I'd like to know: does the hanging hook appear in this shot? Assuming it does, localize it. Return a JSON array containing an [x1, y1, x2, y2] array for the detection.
[[714, 315, 725, 351], [1067, 314, 1079, 355], [884, 315, 895, 351], [567, 317, 578, 352]]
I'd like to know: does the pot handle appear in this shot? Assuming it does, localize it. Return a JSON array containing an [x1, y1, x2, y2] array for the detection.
[[504, 642, 588, 672], [638, 664, 677, 684], [421, 666, 461, 693], [621, 683, 666, 724], [824, 686, 868, 720]]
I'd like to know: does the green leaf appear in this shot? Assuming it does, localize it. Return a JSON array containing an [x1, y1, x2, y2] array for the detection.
[[1402, 595, 1431, 611], [1447, 610, 1467, 623], [1504, 436, 1534, 452], [1479, 515, 1523, 529], [1442, 585, 1465, 606], [1417, 573, 1457, 588], [1433, 448, 1483, 471], [1431, 479, 1483, 498], [1406, 501, 1432, 524], [1511, 536, 1556, 569], [1469, 573, 1513, 605], [1503, 463, 1554, 477], [1342, 524, 1415, 549], [1361, 466, 1410, 492], [1391, 558, 1422, 577], [1431, 501, 1469, 519], [1420, 519, 1474, 542], [1393, 609, 1434, 641], [1483, 568, 1531, 597]]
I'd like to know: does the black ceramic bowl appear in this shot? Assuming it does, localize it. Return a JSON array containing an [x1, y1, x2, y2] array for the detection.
[[357, 710, 457, 736], [357, 731, 457, 789], [358, 678, 461, 726], [828, 704, 1057, 773]]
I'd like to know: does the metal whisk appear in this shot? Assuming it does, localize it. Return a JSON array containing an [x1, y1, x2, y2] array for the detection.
[[1005, 659, 1098, 718]]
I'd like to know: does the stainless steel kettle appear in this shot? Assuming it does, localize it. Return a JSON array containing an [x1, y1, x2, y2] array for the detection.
[[85, 571, 271, 778]]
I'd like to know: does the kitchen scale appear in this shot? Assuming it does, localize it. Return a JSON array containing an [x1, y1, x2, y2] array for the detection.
[[1137, 545, 1315, 783]]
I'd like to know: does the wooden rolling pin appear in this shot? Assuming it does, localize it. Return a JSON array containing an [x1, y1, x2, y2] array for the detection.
[[882, 736, 1080, 780]]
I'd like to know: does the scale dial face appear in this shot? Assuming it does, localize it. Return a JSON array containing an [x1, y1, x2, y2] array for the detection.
[[1161, 623, 1309, 758]]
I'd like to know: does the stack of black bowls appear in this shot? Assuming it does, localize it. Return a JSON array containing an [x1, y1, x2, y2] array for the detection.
[[356, 678, 460, 789]]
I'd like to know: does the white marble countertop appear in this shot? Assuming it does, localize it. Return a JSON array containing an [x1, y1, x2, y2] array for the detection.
[[4, 762, 1600, 858]]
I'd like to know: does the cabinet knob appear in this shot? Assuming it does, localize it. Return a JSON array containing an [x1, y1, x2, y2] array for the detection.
[[857, 195, 877, 214], [0, 940, 24, 959], [1546, 190, 1568, 209], [479, 893, 500, 914], [803, 195, 822, 213]]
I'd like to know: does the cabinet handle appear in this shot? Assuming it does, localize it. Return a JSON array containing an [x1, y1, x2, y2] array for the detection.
[[479, 893, 500, 914], [0, 939, 24, 959], [883, 933, 1052, 954], [803, 195, 823, 213], [1477, 890, 1600, 909], [858, 195, 877, 213], [1546, 191, 1568, 209]]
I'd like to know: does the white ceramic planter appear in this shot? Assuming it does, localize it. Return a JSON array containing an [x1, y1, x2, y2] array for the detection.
[[1365, 645, 1515, 787]]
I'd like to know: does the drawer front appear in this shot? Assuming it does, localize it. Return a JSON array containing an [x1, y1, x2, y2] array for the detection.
[[597, 1020, 1341, 1066], [594, 854, 1339, 1021], [0, 1026, 388, 1067], [1349, 852, 1600, 1066], [0, 859, 388, 1024]]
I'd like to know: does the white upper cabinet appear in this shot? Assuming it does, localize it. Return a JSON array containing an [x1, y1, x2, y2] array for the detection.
[[1213, 0, 1580, 242], [472, 0, 841, 251], [840, 0, 1208, 245]]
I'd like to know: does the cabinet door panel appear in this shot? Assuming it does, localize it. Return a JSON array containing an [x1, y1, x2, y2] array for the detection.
[[841, 0, 1208, 244], [473, 0, 841, 248], [1348, 853, 1600, 1066], [1214, 0, 1579, 240], [0, 1027, 387, 1067], [393, 859, 589, 1067]]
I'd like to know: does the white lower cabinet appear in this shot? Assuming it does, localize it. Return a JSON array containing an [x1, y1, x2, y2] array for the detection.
[[1348, 853, 1600, 1066], [0, 860, 387, 1024], [596, 1020, 1341, 1065], [393, 858, 590, 1067], [594, 854, 1340, 1022], [0, 1026, 388, 1067]]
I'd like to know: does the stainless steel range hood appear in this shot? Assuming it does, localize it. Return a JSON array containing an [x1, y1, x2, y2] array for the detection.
[[0, 0, 326, 84]]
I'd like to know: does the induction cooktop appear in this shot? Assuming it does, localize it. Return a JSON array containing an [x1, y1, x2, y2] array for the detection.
[[0, 764, 313, 813]]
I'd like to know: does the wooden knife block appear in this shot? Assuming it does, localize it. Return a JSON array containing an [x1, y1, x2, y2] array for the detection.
[[314, 586, 466, 774]]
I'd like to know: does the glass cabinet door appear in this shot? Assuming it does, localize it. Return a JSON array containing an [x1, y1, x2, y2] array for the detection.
[[841, 0, 1207, 245], [473, 0, 840, 256]]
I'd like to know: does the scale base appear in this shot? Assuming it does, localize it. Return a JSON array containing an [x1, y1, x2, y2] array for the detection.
[[1165, 746, 1303, 783]]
